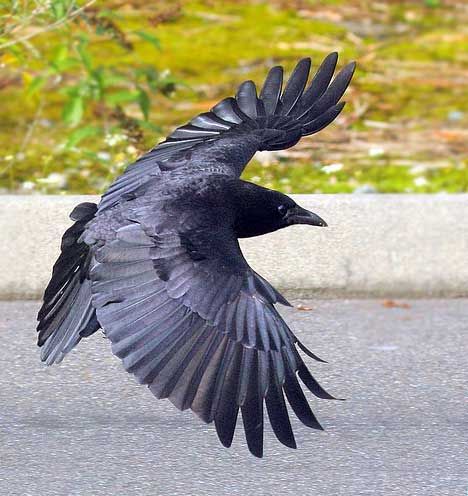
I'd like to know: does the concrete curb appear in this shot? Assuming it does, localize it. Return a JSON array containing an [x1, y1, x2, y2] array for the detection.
[[1, 194, 467, 299]]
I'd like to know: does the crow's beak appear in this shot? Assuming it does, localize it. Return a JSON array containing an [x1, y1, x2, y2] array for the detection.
[[287, 206, 328, 227]]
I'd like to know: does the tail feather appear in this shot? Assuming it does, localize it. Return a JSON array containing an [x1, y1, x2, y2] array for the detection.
[[37, 202, 99, 365]]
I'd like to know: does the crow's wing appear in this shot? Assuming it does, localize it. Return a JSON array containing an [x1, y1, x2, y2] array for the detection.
[[98, 53, 355, 212], [89, 206, 336, 457], [142, 53, 355, 170]]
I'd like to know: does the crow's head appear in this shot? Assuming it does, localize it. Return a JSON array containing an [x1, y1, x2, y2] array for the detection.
[[270, 191, 327, 230], [234, 182, 327, 238]]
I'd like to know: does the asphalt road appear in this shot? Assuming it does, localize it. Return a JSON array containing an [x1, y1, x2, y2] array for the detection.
[[0, 300, 466, 496]]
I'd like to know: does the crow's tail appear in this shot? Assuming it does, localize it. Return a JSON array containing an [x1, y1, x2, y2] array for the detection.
[[37, 202, 99, 365]]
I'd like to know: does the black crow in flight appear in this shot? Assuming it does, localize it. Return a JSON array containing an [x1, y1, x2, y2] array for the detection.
[[37, 53, 355, 457]]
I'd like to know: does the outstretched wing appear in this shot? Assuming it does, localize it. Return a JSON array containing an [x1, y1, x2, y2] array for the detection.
[[89, 204, 337, 457], [141, 52, 355, 170], [98, 53, 355, 212]]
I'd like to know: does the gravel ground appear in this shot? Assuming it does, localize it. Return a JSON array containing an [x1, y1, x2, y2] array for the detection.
[[0, 299, 466, 496]]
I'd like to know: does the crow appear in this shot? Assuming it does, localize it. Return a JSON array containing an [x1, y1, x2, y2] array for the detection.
[[37, 53, 355, 457]]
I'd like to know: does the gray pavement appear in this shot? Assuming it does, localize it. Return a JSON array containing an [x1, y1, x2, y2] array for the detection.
[[0, 299, 467, 496]]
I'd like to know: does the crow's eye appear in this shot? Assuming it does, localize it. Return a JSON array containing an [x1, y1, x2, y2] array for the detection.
[[277, 204, 288, 217]]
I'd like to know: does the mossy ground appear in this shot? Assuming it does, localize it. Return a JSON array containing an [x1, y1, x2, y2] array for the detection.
[[1, 0, 467, 194]]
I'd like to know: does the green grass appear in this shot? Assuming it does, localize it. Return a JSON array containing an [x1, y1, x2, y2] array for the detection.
[[0, 0, 467, 194]]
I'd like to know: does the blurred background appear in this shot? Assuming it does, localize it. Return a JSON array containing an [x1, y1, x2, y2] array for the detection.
[[0, 0, 466, 195]]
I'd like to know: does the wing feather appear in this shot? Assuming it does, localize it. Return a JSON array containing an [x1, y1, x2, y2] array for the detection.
[[260, 66, 283, 115], [265, 352, 297, 449], [240, 351, 264, 458], [214, 343, 242, 447], [279, 57, 311, 115]]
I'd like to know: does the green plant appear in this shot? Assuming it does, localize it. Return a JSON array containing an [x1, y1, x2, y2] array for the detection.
[[1, 0, 179, 153]]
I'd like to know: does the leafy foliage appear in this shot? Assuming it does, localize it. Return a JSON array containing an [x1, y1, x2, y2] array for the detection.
[[0, 0, 179, 190], [0, 0, 466, 194]]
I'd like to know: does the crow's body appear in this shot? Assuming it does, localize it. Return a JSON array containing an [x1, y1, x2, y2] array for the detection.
[[38, 53, 355, 457]]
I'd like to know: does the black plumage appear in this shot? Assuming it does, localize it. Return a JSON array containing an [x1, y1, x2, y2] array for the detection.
[[37, 53, 355, 457]]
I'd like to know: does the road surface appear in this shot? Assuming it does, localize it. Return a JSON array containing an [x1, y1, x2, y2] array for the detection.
[[0, 300, 466, 496]]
